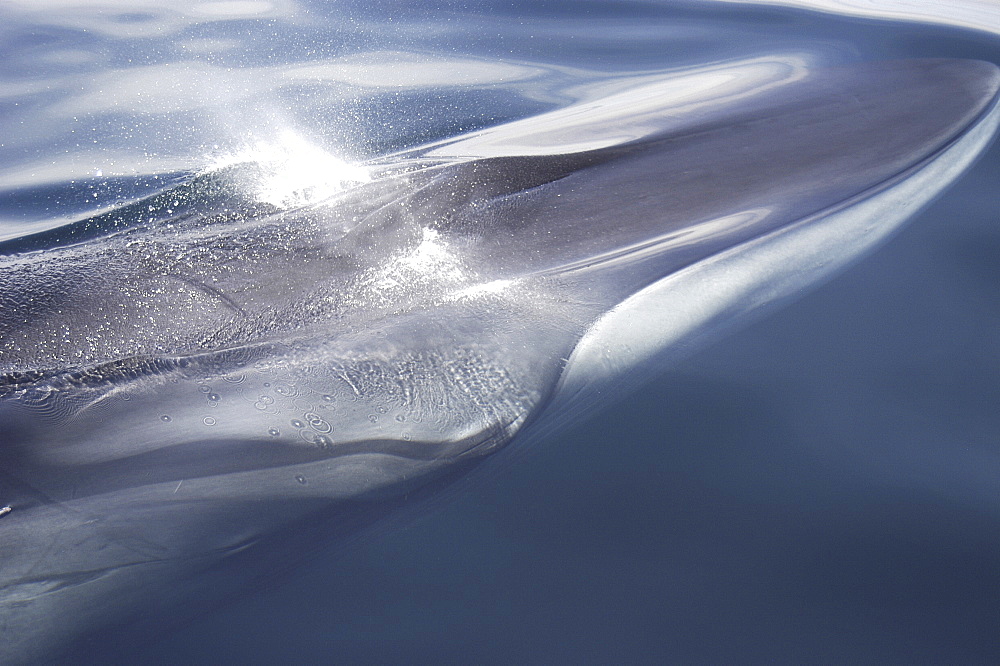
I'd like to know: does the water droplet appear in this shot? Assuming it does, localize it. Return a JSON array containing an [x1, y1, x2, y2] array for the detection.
[[203, 416, 216, 426], [314, 434, 333, 449], [268, 427, 280, 436], [290, 419, 304, 428], [376, 405, 388, 414], [121, 393, 131, 401], [322, 394, 334, 402], [160, 415, 171, 422], [263, 382, 271, 387], [368, 414, 378, 423], [402, 433, 412, 441], [208, 393, 220, 402], [199, 386, 211, 393], [223, 373, 246, 384], [394, 414, 406, 422], [295, 475, 306, 485]]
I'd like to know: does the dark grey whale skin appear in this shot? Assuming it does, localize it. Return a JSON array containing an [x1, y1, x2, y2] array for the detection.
[[0, 58, 998, 663]]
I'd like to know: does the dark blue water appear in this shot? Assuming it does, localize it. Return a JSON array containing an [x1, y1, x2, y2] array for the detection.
[[2, 1, 999, 663]]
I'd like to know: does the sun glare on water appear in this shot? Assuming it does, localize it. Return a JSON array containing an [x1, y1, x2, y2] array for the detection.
[[212, 134, 519, 305], [214, 130, 370, 208]]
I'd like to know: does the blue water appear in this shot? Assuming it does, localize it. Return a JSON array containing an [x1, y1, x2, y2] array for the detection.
[[2, 1, 999, 663]]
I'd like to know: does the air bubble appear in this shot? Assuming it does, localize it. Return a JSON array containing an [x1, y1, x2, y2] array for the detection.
[[203, 416, 216, 426], [208, 393, 220, 402], [304, 412, 332, 433], [395, 414, 406, 422], [160, 415, 171, 422], [290, 419, 304, 428], [368, 414, 378, 423], [199, 386, 211, 393], [268, 427, 280, 436], [313, 434, 333, 449], [322, 394, 334, 402], [295, 475, 306, 484], [376, 405, 388, 414]]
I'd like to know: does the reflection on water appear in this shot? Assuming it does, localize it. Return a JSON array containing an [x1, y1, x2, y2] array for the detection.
[[418, 55, 812, 157], [715, 0, 1000, 34], [212, 129, 370, 207], [1, 0, 999, 662]]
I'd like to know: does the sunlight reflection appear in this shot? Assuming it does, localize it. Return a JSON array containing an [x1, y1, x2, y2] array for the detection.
[[419, 55, 811, 158], [1, 0, 300, 37], [713, 0, 1000, 35], [213, 130, 370, 208], [374, 227, 466, 292], [454, 279, 515, 300]]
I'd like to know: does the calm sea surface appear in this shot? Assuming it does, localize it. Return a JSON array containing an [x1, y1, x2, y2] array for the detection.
[[2, 1, 999, 662]]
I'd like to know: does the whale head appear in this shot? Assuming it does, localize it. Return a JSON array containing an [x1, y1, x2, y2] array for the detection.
[[1, 56, 998, 661]]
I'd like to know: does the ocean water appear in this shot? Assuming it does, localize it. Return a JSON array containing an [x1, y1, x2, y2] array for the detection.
[[1, 1, 999, 663]]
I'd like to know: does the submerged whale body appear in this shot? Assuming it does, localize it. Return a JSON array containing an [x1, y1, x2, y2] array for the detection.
[[1, 57, 998, 661]]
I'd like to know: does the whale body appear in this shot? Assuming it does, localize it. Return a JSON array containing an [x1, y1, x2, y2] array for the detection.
[[1, 57, 999, 661]]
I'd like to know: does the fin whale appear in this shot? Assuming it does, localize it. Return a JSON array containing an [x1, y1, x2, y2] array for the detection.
[[1, 57, 998, 661]]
